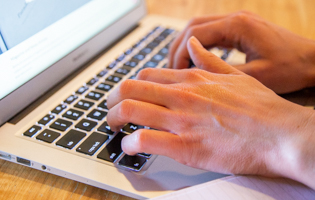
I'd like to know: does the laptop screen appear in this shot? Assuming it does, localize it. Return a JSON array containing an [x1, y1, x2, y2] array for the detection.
[[0, 0, 140, 100]]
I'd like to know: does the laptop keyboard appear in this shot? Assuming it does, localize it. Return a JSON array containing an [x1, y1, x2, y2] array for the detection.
[[21, 26, 234, 172], [22, 26, 175, 172]]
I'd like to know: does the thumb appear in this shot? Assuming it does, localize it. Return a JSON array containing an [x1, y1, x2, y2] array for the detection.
[[187, 36, 242, 75]]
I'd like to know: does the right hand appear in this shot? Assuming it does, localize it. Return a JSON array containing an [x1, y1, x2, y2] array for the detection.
[[107, 37, 315, 190], [168, 11, 315, 94]]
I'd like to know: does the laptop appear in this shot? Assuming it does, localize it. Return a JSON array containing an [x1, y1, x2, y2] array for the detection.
[[0, 0, 248, 199]]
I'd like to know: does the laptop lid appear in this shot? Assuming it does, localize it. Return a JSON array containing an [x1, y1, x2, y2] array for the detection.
[[0, 0, 146, 126]]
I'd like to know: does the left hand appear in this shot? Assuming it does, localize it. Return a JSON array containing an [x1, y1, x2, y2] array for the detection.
[[106, 37, 315, 181]]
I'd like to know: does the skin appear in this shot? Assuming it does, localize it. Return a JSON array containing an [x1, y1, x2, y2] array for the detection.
[[168, 11, 315, 94], [107, 12, 315, 189]]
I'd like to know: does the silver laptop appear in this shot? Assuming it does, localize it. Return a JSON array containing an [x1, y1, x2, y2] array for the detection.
[[0, 0, 248, 199]]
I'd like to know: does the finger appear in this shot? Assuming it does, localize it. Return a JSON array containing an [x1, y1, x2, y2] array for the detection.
[[171, 11, 261, 70], [107, 79, 181, 110], [122, 129, 182, 159], [168, 14, 229, 68], [136, 68, 183, 84], [233, 59, 273, 86], [136, 67, 212, 84], [107, 99, 178, 132], [187, 36, 243, 75], [172, 20, 228, 69]]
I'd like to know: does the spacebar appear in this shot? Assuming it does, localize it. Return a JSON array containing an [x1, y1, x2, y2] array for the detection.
[[97, 132, 126, 162]]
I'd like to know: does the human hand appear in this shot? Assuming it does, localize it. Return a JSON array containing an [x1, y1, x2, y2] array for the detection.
[[168, 11, 315, 94], [107, 36, 315, 189]]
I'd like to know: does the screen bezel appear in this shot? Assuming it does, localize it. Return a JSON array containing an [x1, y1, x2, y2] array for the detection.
[[0, 0, 146, 126]]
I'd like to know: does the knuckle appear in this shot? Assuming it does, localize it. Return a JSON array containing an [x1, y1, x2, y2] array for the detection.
[[186, 26, 199, 38], [187, 17, 201, 27], [173, 111, 195, 131], [236, 10, 254, 16], [131, 130, 147, 152], [117, 99, 134, 122], [119, 79, 134, 96], [231, 11, 254, 26], [136, 68, 154, 80], [185, 68, 203, 79]]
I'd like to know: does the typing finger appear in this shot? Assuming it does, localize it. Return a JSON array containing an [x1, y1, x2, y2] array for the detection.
[[107, 99, 181, 132], [107, 79, 175, 109], [187, 36, 242, 75], [168, 14, 228, 68], [121, 129, 182, 159], [136, 67, 211, 84]]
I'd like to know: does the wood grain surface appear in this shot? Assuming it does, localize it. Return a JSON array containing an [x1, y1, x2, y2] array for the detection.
[[1, 0, 314, 199]]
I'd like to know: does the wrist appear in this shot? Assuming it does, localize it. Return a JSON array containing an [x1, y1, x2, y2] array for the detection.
[[303, 40, 315, 88], [272, 104, 315, 189]]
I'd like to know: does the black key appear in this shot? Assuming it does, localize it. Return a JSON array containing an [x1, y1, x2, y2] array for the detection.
[[125, 48, 133, 55], [159, 47, 168, 56], [97, 70, 108, 77], [86, 77, 99, 86], [132, 54, 145, 61], [76, 86, 89, 94], [129, 75, 137, 80], [135, 67, 144, 75], [118, 154, 147, 171], [221, 49, 231, 61], [165, 42, 171, 49], [85, 91, 104, 101], [160, 28, 174, 37], [97, 121, 114, 135], [64, 95, 78, 104], [116, 54, 125, 62], [50, 118, 73, 131], [38, 114, 55, 125], [62, 109, 84, 120], [97, 132, 126, 162], [56, 129, 86, 149], [139, 47, 152, 55], [152, 26, 161, 32], [98, 100, 108, 110], [123, 123, 145, 133], [151, 54, 165, 63], [51, 104, 67, 114], [87, 109, 107, 121], [75, 119, 98, 131], [23, 125, 42, 137], [107, 61, 117, 69], [133, 41, 142, 49], [106, 75, 122, 83], [36, 129, 60, 143], [147, 41, 159, 49], [143, 61, 158, 68], [138, 153, 152, 158], [96, 83, 113, 92], [115, 67, 130, 76], [74, 99, 94, 110], [76, 132, 109, 155], [153, 35, 166, 43], [124, 60, 138, 68], [188, 59, 195, 68]]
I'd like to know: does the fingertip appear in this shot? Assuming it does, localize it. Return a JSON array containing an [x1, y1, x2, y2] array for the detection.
[[121, 134, 138, 155], [106, 105, 125, 132], [187, 36, 206, 57], [188, 36, 202, 47]]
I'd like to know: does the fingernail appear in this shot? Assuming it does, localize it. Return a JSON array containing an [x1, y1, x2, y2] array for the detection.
[[189, 36, 202, 47]]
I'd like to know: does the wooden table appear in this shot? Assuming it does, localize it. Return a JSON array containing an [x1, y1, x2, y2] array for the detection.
[[1, 0, 314, 199]]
